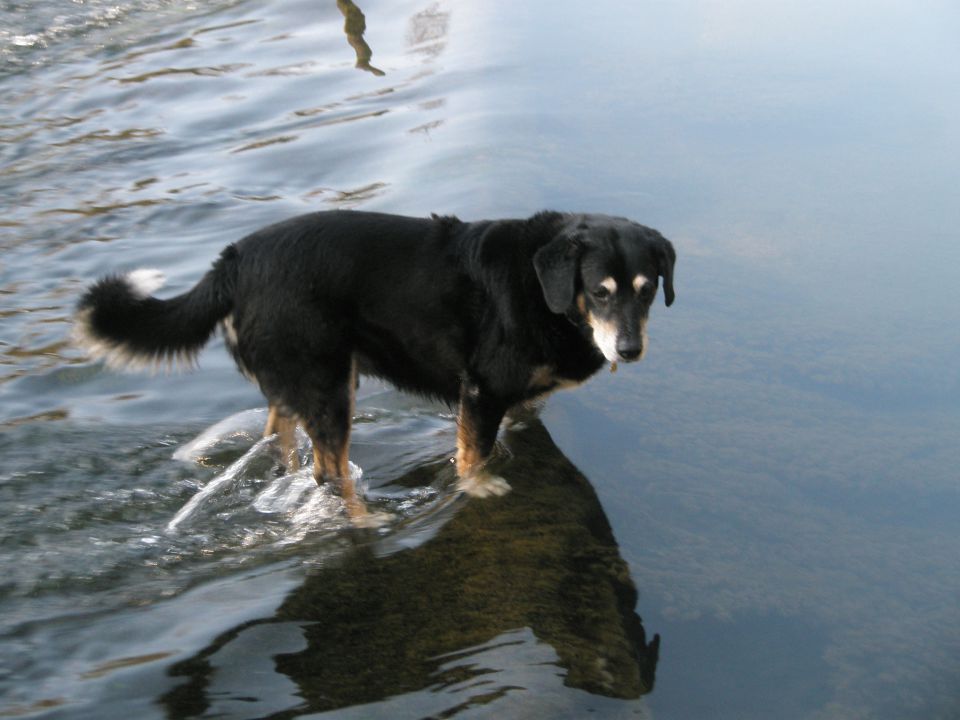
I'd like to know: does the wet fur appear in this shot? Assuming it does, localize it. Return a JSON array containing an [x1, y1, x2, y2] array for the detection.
[[75, 210, 676, 509]]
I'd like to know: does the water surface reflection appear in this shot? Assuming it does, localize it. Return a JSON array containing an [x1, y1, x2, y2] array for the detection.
[[337, 0, 385, 76], [161, 420, 659, 717]]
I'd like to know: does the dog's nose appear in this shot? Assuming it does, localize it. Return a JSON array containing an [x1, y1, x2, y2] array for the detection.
[[617, 344, 642, 362]]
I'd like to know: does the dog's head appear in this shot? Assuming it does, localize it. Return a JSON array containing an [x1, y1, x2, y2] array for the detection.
[[533, 214, 676, 363]]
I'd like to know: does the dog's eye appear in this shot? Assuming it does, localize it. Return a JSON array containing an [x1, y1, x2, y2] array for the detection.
[[592, 287, 611, 301]]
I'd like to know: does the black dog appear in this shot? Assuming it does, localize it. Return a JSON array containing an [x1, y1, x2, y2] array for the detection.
[[75, 210, 676, 521]]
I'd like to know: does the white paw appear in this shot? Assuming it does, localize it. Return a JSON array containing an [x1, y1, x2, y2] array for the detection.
[[349, 509, 394, 529], [343, 495, 393, 528], [457, 473, 512, 498]]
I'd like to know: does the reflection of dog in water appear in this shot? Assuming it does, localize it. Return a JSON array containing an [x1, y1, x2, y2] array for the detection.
[[161, 419, 660, 713], [74, 210, 676, 523]]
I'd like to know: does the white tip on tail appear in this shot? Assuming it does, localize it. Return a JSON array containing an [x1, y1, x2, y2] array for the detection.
[[126, 268, 166, 297], [72, 268, 198, 373]]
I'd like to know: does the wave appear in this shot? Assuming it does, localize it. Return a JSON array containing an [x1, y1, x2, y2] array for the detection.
[[166, 405, 459, 548]]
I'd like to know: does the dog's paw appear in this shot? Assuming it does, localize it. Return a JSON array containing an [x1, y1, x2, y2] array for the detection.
[[457, 472, 512, 498], [349, 509, 395, 529], [344, 498, 394, 529]]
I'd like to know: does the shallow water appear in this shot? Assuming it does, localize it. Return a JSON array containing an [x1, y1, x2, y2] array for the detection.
[[2, 0, 959, 718]]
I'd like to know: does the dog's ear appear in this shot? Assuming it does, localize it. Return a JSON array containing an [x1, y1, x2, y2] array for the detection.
[[656, 237, 676, 307], [534, 236, 582, 313]]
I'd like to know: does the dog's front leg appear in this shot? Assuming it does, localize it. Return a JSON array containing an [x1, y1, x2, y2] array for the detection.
[[455, 380, 511, 498]]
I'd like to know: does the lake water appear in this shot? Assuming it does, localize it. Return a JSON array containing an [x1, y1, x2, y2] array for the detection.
[[1, 0, 958, 718]]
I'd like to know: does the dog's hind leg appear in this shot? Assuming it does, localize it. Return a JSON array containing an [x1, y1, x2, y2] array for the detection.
[[294, 354, 387, 526], [264, 405, 301, 472], [298, 353, 355, 484], [258, 336, 386, 526]]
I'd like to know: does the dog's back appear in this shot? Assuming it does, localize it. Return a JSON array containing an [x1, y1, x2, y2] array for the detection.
[[225, 211, 485, 402]]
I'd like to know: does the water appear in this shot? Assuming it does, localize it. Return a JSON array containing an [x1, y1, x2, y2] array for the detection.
[[1, 0, 959, 718]]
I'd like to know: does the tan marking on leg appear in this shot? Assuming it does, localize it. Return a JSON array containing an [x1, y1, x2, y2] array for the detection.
[[263, 405, 279, 437], [455, 412, 483, 479], [338, 352, 357, 479], [303, 353, 357, 483], [306, 355, 385, 524], [275, 414, 300, 472], [265, 405, 300, 471], [456, 418, 511, 497], [311, 444, 343, 483], [309, 353, 354, 482], [310, 434, 369, 521], [455, 394, 510, 498]]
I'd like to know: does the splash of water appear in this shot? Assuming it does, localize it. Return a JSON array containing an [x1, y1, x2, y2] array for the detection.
[[172, 407, 269, 463], [166, 407, 456, 548]]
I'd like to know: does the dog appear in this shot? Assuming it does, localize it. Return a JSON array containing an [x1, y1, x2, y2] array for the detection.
[[75, 210, 676, 522]]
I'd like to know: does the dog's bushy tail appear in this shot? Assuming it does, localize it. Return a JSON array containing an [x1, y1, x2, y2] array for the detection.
[[74, 245, 238, 371]]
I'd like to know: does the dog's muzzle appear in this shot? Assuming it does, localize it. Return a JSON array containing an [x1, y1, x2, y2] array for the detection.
[[616, 318, 648, 362], [616, 338, 642, 362]]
